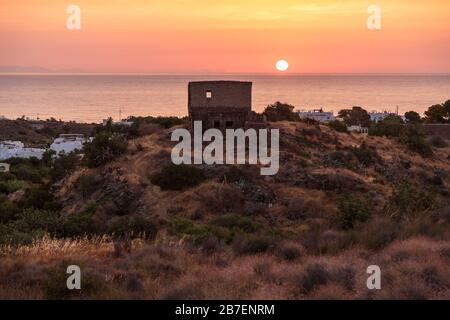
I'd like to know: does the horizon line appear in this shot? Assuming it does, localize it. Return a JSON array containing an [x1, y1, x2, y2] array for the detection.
[[1, 72, 450, 76]]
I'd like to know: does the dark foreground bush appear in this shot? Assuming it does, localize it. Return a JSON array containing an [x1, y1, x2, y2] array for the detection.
[[150, 164, 205, 191]]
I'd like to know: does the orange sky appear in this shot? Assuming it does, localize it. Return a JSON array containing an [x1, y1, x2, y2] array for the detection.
[[1, 0, 449, 73]]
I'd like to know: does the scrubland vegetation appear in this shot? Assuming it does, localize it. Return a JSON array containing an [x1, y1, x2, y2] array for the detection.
[[0, 106, 449, 299]]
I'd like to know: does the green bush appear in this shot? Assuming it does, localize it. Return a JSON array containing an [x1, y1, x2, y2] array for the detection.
[[168, 218, 231, 244], [83, 131, 128, 167], [369, 115, 404, 137], [399, 127, 433, 157], [328, 120, 348, 133], [108, 216, 157, 240], [349, 144, 382, 167], [12, 208, 60, 234], [232, 234, 278, 255], [50, 151, 81, 181], [21, 187, 59, 210], [150, 164, 205, 191], [429, 136, 448, 148], [326, 150, 354, 167], [0, 198, 20, 223], [0, 179, 26, 194], [59, 210, 101, 237], [76, 174, 97, 198], [10, 163, 42, 183], [386, 184, 434, 220], [209, 214, 258, 233], [336, 197, 370, 229]]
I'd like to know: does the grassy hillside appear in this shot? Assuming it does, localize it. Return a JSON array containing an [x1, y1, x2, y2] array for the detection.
[[0, 120, 449, 299]]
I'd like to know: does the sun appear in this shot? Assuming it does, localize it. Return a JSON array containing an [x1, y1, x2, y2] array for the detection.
[[275, 59, 289, 72]]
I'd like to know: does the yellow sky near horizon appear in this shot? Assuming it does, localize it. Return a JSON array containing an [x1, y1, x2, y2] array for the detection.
[[1, 0, 449, 73]]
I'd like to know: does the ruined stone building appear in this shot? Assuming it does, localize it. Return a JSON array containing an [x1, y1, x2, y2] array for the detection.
[[188, 81, 265, 131]]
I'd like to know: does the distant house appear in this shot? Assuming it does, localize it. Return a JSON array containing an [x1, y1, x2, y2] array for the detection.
[[297, 109, 335, 122], [0, 140, 46, 160], [348, 125, 369, 134], [369, 111, 394, 123], [50, 134, 86, 155], [188, 80, 265, 131], [0, 163, 10, 172]]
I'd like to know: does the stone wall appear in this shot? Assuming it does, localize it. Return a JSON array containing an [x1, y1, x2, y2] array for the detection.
[[188, 81, 252, 110]]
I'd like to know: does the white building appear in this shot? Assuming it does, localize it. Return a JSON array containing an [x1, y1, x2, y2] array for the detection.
[[297, 109, 335, 122], [369, 111, 395, 123], [50, 134, 86, 155], [0, 140, 46, 160], [348, 125, 369, 134]]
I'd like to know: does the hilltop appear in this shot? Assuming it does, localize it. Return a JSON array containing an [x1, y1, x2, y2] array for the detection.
[[0, 118, 449, 299]]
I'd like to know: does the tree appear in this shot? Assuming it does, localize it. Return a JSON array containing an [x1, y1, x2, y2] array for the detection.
[[83, 131, 128, 167], [263, 102, 299, 122], [424, 100, 450, 123], [404, 111, 421, 124], [369, 115, 404, 137], [338, 106, 371, 127]]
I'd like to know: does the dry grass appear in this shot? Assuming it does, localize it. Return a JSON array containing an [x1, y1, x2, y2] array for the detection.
[[0, 236, 448, 300]]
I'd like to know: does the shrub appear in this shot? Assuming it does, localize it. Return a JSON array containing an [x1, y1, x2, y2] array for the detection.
[[108, 216, 158, 240], [284, 197, 332, 220], [350, 215, 397, 250], [336, 196, 370, 229], [197, 183, 245, 214], [263, 102, 299, 122], [13, 208, 60, 233], [232, 234, 278, 255], [50, 151, 81, 181], [83, 131, 128, 167], [326, 151, 354, 167], [0, 179, 26, 194], [349, 144, 382, 167], [385, 184, 434, 220], [150, 164, 205, 191], [128, 115, 185, 129], [59, 209, 101, 237], [297, 263, 330, 294], [399, 127, 433, 157], [328, 120, 348, 133], [44, 264, 103, 299], [429, 136, 448, 148], [76, 174, 97, 198], [209, 214, 258, 233], [369, 115, 404, 137], [168, 218, 231, 244], [21, 187, 59, 210], [0, 199, 20, 223], [275, 242, 303, 261], [10, 163, 42, 183]]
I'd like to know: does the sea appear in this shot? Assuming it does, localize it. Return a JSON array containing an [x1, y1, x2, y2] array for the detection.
[[0, 74, 449, 123]]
